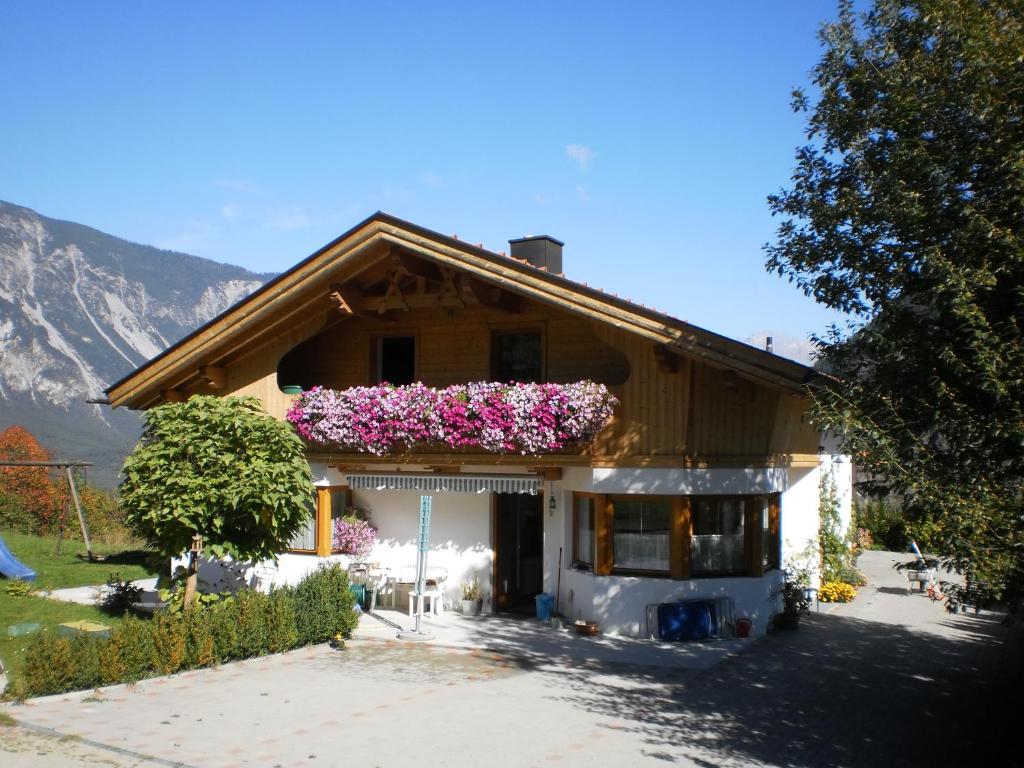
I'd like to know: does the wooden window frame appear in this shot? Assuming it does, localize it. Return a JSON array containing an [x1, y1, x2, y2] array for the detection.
[[572, 492, 600, 568], [489, 327, 546, 383], [287, 486, 350, 557], [766, 494, 781, 571]]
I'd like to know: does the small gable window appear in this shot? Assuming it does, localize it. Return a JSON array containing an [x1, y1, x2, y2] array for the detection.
[[377, 336, 416, 385], [491, 330, 543, 383]]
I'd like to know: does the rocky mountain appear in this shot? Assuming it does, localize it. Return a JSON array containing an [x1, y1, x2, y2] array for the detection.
[[0, 200, 273, 486]]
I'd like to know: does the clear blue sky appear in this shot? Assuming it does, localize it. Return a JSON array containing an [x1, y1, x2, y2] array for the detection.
[[2, 2, 850, 359]]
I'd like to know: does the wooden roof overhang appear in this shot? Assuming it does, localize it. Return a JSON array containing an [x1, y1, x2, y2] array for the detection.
[[106, 213, 817, 409]]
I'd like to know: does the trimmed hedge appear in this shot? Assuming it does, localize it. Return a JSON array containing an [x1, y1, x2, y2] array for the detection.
[[13, 563, 357, 699]]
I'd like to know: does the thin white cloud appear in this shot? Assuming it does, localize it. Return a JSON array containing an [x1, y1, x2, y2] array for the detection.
[[534, 192, 550, 207], [157, 220, 217, 253], [565, 143, 595, 171], [575, 184, 591, 202], [219, 203, 242, 222]]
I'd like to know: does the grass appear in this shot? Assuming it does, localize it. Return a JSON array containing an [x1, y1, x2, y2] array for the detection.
[[0, 531, 157, 589], [0, 531, 161, 698]]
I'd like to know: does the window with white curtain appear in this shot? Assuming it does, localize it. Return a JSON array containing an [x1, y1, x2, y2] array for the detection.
[[691, 497, 746, 575], [611, 498, 671, 573]]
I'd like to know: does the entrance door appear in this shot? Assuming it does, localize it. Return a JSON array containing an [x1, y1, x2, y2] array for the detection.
[[494, 493, 544, 613]]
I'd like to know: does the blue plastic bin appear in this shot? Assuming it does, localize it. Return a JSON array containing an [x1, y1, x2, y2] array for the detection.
[[535, 593, 555, 621], [655, 601, 716, 641]]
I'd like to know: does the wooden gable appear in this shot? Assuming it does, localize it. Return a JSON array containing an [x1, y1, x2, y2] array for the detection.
[[106, 213, 820, 466]]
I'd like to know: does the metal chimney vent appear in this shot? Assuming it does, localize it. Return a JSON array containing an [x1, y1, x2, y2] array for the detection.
[[508, 235, 563, 274]]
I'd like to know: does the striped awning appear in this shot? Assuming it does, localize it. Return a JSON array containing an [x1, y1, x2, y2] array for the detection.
[[345, 472, 540, 494]]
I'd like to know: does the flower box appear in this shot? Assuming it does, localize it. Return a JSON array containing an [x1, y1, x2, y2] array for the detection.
[[286, 381, 618, 457]]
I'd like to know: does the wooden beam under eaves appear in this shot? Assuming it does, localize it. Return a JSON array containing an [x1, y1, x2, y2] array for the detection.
[[395, 251, 443, 282], [529, 467, 563, 481], [329, 282, 363, 316], [199, 366, 226, 389], [426, 465, 462, 474], [469, 277, 522, 314], [162, 388, 187, 403], [653, 344, 680, 374]]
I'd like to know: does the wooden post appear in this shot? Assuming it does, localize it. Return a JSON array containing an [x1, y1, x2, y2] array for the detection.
[[183, 534, 202, 609], [316, 487, 333, 557], [66, 465, 93, 560], [671, 497, 691, 579]]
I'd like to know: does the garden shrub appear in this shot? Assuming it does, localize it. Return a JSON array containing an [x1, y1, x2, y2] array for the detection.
[[856, 497, 908, 551], [205, 600, 240, 663], [233, 588, 272, 659], [17, 564, 358, 698], [183, 607, 216, 668], [100, 616, 156, 685], [266, 587, 300, 653], [150, 612, 187, 675], [20, 634, 102, 696], [98, 573, 144, 615], [293, 563, 358, 645]]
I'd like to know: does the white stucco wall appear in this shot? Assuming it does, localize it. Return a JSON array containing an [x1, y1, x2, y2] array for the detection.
[[179, 454, 852, 640], [352, 488, 493, 609]]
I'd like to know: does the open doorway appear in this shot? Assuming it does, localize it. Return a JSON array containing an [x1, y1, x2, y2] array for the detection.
[[493, 493, 544, 613]]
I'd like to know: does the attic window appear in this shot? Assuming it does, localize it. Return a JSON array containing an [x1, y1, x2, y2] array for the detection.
[[491, 330, 543, 383], [377, 336, 416, 385]]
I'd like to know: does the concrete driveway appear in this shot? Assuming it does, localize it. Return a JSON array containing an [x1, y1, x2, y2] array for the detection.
[[2, 550, 1020, 767]]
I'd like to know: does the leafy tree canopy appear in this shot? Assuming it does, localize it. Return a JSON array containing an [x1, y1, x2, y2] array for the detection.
[[0, 425, 63, 533], [120, 396, 314, 563], [767, 0, 1024, 606]]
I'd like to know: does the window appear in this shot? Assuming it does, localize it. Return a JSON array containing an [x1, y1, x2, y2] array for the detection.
[[491, 330, 542, 382], [691, 497, 746, 575], [760, 497, 771, 569], [377, 336, 415, 385], [288, 497, 318, 552], [611, 497, 671, 573], [762, 495, 780, 571], [288, 486, 350, 555], [573, 495, 596, 567], [580, 492, 780, 579]]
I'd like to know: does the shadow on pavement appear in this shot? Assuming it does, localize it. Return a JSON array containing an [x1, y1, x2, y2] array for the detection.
[[454, 611, 1021, 767]]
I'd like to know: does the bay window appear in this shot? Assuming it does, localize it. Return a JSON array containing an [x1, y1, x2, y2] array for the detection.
[[573, 491, 781, 579]]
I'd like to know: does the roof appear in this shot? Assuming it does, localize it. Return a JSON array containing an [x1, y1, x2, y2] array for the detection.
[[106, 212, 816, 407]]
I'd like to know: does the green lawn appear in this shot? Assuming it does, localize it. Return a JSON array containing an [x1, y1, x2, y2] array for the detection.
[[0, 532, 161, 696], [0, 531, 157, 589]]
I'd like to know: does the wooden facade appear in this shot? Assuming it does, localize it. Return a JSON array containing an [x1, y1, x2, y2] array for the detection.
[[107, 213, 819, 468]]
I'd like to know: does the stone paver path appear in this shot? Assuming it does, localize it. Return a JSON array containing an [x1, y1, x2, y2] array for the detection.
[[1, 550, 1019, 767]]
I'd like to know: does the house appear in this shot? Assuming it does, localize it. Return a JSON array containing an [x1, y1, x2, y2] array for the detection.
[[106, 213, 852, 637]]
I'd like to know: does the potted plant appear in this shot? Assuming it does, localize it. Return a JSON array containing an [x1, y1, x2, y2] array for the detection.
[[777, 567, 812, 629], [461, 576, 482, 616]]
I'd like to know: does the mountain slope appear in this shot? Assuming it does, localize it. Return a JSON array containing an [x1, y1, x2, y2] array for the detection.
[[0, 200, 273, 486]]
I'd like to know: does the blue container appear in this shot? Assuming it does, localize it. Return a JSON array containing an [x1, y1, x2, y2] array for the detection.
[[535, 593, 555, 621], [656, 601, 716, 642]]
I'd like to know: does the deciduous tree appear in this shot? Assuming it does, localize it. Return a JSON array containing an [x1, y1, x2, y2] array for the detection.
[[120, 396, 314, 605], [0, 425, 62, 534], [767, 0, 1024, 608]]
